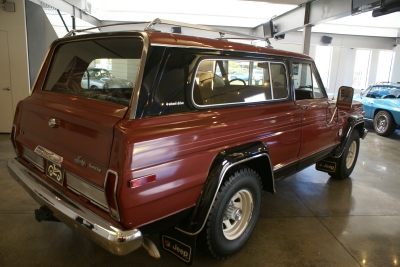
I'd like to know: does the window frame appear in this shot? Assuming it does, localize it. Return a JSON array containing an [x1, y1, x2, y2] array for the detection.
[[191, 57, 290, 109], [290, 59, 328, 100]]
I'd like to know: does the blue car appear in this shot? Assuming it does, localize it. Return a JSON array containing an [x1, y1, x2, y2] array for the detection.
[[354, 82, 400, 136], [229, 72, 249, 81]]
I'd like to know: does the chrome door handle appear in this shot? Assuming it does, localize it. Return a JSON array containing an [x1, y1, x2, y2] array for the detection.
[[2, 87, 10, 91], [298, 104, 309, 110]]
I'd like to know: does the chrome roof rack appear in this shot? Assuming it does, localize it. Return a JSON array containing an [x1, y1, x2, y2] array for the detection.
[[63, 18, 268, 43], [64, 21, 150, 37], [144, 18, 266, 41]]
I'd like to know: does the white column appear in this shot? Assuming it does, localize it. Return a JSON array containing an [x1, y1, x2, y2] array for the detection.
[[367, 50, 379, 85], [390, 44, 400, 83], [301, 26, 312, 55]]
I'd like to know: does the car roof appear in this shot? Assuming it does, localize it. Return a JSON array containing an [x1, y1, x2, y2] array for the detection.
[[146, 32, 311, 60]]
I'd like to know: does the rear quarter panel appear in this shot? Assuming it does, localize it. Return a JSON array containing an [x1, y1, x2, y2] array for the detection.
[[111, 102, 303, 229]]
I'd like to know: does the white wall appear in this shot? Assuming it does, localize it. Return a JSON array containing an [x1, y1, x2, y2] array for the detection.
[[0, 0, 30, 112], [271, 31, 399, 94]]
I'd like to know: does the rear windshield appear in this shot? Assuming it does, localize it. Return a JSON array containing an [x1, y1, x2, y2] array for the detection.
[[42, 37, 143, 106]]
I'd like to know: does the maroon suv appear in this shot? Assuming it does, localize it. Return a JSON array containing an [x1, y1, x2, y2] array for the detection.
[[7, 21, 367, 264]]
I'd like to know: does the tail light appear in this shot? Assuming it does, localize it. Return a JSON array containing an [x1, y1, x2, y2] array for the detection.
[[104, 170, 120, 221], [10, 125, 19, 157]]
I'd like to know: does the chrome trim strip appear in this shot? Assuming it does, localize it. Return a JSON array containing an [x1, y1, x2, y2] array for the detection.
[[22, 146, 45, 172], [104, 169, 121, 221], [34, 146, 63, 166], [191, 59, 289, 109], [129, 33, 149, 119], [7, 158, 143, 256], [176, 153, 274, 236], [66, 171, 108, 211], [22, 155, 44, 172]]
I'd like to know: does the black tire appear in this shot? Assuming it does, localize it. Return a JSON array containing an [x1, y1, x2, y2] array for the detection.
[[90, 85, 99, 90], [329, 131, 360, 180], [373, 110, 396, 136], [200, 167, 262, 259]]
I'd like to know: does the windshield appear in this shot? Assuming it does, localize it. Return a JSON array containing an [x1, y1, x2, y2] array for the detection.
[[42, 37, 143, 106]]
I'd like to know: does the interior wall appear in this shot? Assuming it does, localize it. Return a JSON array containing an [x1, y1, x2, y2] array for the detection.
[[0, 0, 30, 115], [271, 31, 399, 94]]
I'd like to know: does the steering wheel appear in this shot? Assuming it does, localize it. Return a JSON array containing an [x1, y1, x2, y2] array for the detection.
[[229, 79, 246, 85]]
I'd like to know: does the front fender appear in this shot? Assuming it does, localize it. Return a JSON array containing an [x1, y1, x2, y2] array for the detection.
[[176, 141, 274, 235], [333, 114, 367, 158]]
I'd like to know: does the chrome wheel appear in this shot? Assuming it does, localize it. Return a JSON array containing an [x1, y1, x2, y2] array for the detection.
[[375, 114, 388, 133], [374, 111, 396, 137], [222, 189, 253, 240], [346, 140, 357, 169]]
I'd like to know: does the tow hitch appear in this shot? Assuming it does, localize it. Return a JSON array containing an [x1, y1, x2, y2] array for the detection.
[[35, 206, 60, 222]]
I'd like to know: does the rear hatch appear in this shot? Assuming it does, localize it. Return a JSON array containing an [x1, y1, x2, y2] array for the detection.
[[14, 34, 144, 212]]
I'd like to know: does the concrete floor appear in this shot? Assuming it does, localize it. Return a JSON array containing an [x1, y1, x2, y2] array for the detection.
[[1, 123, 399, 267]]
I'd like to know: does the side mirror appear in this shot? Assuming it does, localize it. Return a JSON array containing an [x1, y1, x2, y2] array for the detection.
[[336, 86, 354, 110]]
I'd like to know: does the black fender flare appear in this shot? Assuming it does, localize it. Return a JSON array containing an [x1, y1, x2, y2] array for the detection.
[[333, 114, 367, 158], [176, 141, 274, 235]]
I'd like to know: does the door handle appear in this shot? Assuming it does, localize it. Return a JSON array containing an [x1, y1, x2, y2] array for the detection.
[[2, 87, 10, 91], [298, 104, 309, 110]]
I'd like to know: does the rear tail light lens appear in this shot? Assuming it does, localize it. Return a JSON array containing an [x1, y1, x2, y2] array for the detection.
[[104, 170, 120, 221]]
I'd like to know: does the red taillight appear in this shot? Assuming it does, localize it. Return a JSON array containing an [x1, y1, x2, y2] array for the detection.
[[129, 174, 156, 188], [104, 170, 120, 221], [10, 125, 19, 156]]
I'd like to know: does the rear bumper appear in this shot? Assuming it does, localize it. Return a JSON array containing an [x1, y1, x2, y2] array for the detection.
[[7, 158, 143, 256]]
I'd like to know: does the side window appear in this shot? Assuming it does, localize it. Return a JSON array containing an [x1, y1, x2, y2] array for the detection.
[[148, 53, 196, 116], [193, 59, 287, 107], [270, 63, 288, 99], [293, 63, 325, 100]]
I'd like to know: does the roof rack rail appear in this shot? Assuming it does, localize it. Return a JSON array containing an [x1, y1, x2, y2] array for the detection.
[[63, 18, 268, 43], [144, 18, 266, 41], [64, 21, 150, 37]]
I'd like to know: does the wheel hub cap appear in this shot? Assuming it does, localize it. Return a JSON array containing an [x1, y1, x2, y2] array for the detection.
[[224, 205, 242, 221], [222, 189, 253, 240]]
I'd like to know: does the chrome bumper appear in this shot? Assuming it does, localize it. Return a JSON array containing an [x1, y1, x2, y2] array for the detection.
[[7, 158, 143, 256]]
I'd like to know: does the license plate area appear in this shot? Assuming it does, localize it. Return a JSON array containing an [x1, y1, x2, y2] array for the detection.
[[46, 161, 65, 185]]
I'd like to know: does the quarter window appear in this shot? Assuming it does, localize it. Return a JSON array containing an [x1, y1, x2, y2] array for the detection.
[[193, 59, 288, 106]]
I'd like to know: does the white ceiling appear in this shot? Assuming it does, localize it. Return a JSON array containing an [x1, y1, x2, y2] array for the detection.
[[54, 0, 400, 38]]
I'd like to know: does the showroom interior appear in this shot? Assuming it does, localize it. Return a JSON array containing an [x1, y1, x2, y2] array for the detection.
[[0, 0, 400, 266]]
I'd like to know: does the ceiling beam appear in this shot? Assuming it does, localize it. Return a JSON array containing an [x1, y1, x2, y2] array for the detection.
[[33, 0, 100, 27], [255, 0, 352, 37]]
